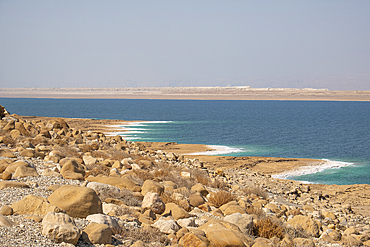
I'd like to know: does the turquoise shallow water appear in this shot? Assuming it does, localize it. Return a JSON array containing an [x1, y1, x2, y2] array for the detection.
[[1, 98, 369, 185]]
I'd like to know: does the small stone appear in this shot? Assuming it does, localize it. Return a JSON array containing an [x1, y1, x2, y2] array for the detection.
[[0, 205, 13, 216]]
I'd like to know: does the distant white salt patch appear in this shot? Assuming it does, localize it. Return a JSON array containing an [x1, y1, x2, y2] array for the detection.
[[187, 145, 244, 156], [271, 159, 353, 180]]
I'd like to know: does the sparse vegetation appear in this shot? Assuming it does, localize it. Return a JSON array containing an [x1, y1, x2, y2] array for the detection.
[[208, 190, 235, 208], [252, 217, 285, 239]]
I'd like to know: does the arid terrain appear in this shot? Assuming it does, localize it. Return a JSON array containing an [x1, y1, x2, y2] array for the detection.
[[1, 87, 370, 101]]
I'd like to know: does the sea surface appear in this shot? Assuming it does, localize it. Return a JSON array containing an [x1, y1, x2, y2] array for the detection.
[[1, 98, 369, 185]]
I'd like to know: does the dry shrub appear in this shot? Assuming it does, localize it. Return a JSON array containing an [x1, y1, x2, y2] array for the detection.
[[252, 217, 285, 239], [284, 224, 309, 239], [243, 186, 268, 200], [132, 169, 154, 182], [208, 190, 235, 208], [85, 164, 110, 177], [118, 227, 170, 246], [118, 188, 141, 207], [55, 146, 81, 158], [246, 206, 266, 219], [110, 149, 129, 160], [91, 150, 110, 159], [160, 191, 192, 212], [192, 169, 210, 186], [209, 179, 228, 190]]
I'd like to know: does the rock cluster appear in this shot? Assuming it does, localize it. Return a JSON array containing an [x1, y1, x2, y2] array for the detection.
[[1, 104, 370, 247]]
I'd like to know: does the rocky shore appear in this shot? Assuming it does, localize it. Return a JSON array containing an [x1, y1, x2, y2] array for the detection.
[[1, 104, 370, 247]]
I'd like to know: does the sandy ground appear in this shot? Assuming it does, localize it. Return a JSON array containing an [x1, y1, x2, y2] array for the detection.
[[2, 87, 370, 101]]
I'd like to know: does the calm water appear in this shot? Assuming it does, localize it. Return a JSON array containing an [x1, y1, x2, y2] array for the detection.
[[1, 98, 369, 185]]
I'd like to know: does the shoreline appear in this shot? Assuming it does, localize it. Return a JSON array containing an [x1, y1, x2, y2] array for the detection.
[[1, 87, 370, 101]]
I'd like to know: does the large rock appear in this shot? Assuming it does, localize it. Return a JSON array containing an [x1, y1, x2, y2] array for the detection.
[[48, 185, 102, 218], [0, 181, 29, 189], [189, 193, 205, 207], [152, 217, 180, 234], [163, 203, 189, 220], [287, 215, 320, 238], [13, 165, 39, 178], [179, 232, 208, 247], [0, 215, 15, 227], [60, 159, 85, 180], [191, 184, 209, 197], [223, 213, 254, 235], [142, 192, 165, 214], [0, 149, 16, 158], [42, 212, 80, 245], [86, 214, 122, 235], [141, 180, 164, 196], [5, 160, 29, 173], [11, 195, 62, 215], [87, 182, 122, 201], [87, 176, 141, 191], [82, 222, 112, 245]]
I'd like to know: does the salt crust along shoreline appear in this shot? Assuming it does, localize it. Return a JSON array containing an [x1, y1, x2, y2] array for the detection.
[[271, 159, 354, 182]]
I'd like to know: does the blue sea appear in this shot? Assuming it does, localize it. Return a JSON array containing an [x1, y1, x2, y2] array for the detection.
[[1, 98, 369, 185]]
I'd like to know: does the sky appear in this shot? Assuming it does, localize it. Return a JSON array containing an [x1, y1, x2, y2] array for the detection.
[[0, 1, 370, 90]]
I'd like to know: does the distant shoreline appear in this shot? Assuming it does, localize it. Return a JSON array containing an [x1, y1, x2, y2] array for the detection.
[[1, 86, 370, 101]]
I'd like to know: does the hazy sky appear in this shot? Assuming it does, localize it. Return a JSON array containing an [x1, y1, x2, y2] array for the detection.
[[1, 1, 369, 90]]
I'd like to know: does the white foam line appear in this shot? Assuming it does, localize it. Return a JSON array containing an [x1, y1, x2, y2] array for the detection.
[[105, 121, 171, 137], [271, 159, 353, 180], [185, 145, 245, 155]]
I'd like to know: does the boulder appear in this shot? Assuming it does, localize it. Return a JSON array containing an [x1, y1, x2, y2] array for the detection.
[[179, 232, 208, 247], [48, 185, 102, 218], [102, 203, 127, 216], [11, 195, 61, 215], [87, 182, 122, 201], [0, 149, 16, 158], [223, 213, 254, 235], [87, 176, 141, 191], [2, 170, 12, 180], [42, 212, 80, 245], [13, 166, 39, 178], [189, 193, 205, 207], [3, 120, 15, 131], [191, 183, 209, 197], [141, 180, 164, 196], [287, 215, 320, 238], [220, 202, 246, 216], [19, 148, 35, 157], [163, 203, 189, 220], [0, 205, 13, 216], [177, 217, 196, 228], [0, 215, 15, 227], [82, 222, 112, 245], [152, 217, 180, 234], [142, 192, 166, 214], [0, 181, 29, 189], [86, 214, 122, 235], [60, 159, 85, 180], [292, 238, 315, 247], [83, 155, 97, 166], [5, 160, 29, 173]]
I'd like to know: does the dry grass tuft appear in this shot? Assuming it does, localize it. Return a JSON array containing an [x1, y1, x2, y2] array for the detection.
[[85, 164, 110, 177], [243, 186, 268, 200], [209, 179, 228, 190], [246, 206, 266, 219], [252, 217, 285, 239], [55, 146, 81, 158], [132, 169, 155, 182], [208, 190, 235, 208], [160, 191, 192, 212], [192, 170, 210, 186], [118, 227, 170, 246]]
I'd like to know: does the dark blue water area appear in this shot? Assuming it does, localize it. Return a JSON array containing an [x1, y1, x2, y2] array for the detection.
[[1, 98, 369, 185]]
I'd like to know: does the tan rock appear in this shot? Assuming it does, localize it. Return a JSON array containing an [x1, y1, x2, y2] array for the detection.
[[42, 212, 80, 245], [220, 201, 246, 216], [11, 195, 61, 215], [86, 214, 122, 235], [10, 129, 21, 139], [0, 149, 16, 158], [287, 215, 320, 237], [3, 120, 15, 131], [223, 213, 254, 235], [0, 205, 13, 215], [13, 166, 39, 178], [0, 215, 15, 227], [5, 160, 29, 173], [327, 229, 342, 241], [19, 148, 35, 157], [2, 170, 12, 180], [48, 185, 102, 218], [60, 159, 85, 180], [292, 238, 315, 247], [82, 222, 112, 245], [142, 192, 165, 214], [163, 203, 189, 220], [141, 180, 164, 196], [341, 235, 362, 247], [191, 184, 209, 197], [87, 176, 141, 191], [189, 193, 205, 207], [0, 181, 30, 189], [152, 217, 180, 234], [179, 232, 208, 247], [25, 215, 44, 222]]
